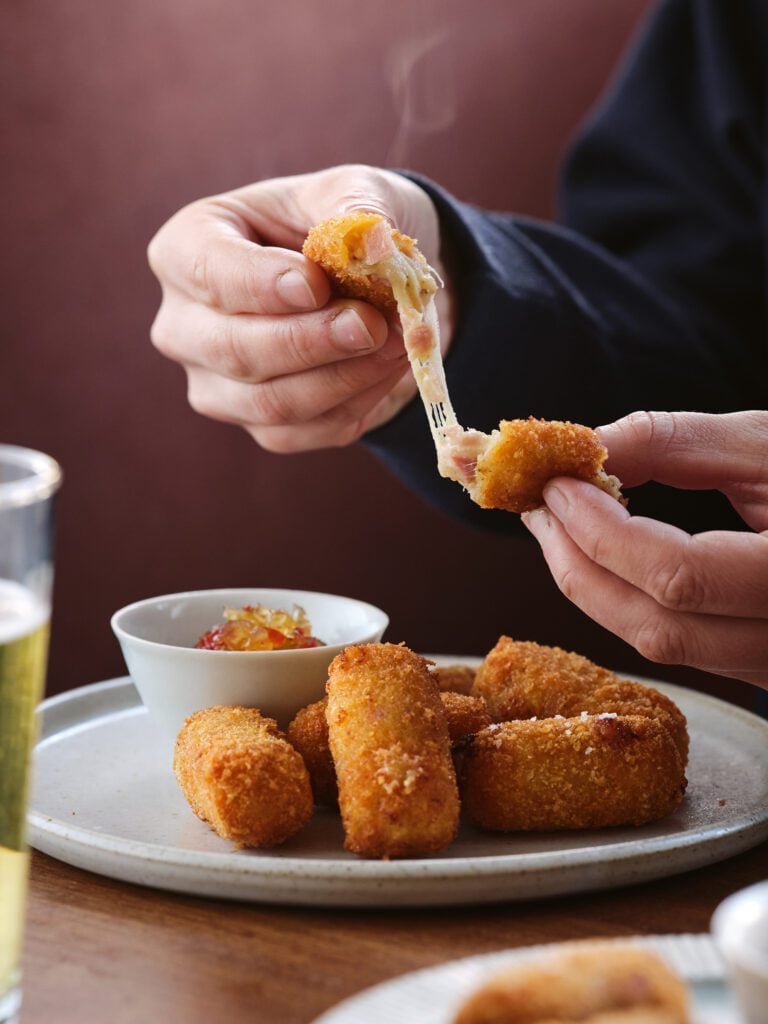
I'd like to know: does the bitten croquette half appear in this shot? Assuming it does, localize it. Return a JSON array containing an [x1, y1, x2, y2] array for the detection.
[[469, 417, 623, 514], [303, 215, 623, 511]]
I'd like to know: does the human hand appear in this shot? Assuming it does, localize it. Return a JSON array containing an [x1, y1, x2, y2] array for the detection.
[[147, 164, 450, 451], [522, 411, 768, 687]]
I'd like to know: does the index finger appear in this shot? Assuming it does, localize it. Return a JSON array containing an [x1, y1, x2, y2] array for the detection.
[[542, 477, 768, 618], [595, 410, 768, 490], [148, 200, 332, 315]]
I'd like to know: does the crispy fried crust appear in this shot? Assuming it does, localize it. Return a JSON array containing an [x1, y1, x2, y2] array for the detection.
[[473, 638, 616, 721], [302, 212, 422, 314], [173, 705, 313, 848], [464, 637, 688, 831], [588, 680, 689, 766], [453, 943, 689, 1024], [286, 698, 339, 806], [432, 663, 477, 695], [473, 637, 688, 765], [460, 715, 687, 831], [287, 690, 490, 807], [440, 691, 493, 740], [470, 418, 623, 514], [326, 643, 460, 858]]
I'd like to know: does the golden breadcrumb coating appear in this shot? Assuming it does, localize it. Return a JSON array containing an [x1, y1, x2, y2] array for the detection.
[[453, 942, 689, 1024], [432, 663, 477, 695], [440, 691, 493, 741], [286, 698, 339, 806], [460, 714, 686, 831], [470, 417, 623, 514], [473, 637, 617, 721], [465, 637, 688, 831], [287, 690, 490, 806], [302, 212, 425, 314], [473, 637, 688, 765], [587, 680, 689, 766], [326, 643, 459, 858], [174, 705, 313, 848]]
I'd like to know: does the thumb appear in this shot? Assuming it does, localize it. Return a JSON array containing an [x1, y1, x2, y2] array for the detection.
[[298, 165, 440, 262], [596, 410, 768, 529]]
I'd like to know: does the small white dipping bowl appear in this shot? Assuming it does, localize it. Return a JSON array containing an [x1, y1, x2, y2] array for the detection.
[[711, 880, 768, 1024], [111, 588, 388, 753]]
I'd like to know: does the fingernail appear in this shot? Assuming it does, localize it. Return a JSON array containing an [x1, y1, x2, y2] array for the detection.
[[332, 308, 376, 351], [543, 482, 568, 517], [276, 269, 317, 310], [521, 507, 551, 536]]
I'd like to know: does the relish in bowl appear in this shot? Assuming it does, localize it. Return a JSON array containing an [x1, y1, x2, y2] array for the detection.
[[195, 604, 325, 651]]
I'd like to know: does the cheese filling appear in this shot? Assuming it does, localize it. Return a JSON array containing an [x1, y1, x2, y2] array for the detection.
[[351, 227, 489, 488]]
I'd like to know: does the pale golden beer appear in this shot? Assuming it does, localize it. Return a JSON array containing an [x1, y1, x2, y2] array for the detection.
[[0, 447, 61, 1024]]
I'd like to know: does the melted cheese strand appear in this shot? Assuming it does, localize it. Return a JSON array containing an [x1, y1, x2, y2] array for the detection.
[[364, 248, 489, 485]]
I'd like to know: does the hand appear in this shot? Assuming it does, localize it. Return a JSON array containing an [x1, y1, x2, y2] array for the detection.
[[522, 411, 768, 687], [147, 164, 451, 452]]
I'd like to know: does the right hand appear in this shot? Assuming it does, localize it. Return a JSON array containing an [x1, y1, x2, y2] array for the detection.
[[523, 411, 768, 687], [147, 164, 451, 452]]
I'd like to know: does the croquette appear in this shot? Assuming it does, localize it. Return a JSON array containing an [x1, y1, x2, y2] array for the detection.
[[453, 942, 689, 1024], [468, 417, 623, 514], [473, 637, 688, 765], [174, 705, 313, 848], [326, 643, 460, 858], [432, 663, 477, 696], [287, 690, 491, 807], [460, 714, 687, 831], [286, 698, 338, 806]]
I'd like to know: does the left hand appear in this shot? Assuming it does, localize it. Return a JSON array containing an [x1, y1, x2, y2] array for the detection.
[[522, 410, 768, 688]]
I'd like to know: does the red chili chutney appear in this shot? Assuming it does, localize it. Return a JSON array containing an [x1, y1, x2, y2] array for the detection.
[[195, 604, 325, 651]]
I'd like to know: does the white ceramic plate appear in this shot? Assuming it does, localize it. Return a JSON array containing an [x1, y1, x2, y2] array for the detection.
[[312, 934, 741, 1023], [28, 665, 768, 907]]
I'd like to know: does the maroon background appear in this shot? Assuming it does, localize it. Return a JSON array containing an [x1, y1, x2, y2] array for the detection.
[[2, 0, 757, 711]]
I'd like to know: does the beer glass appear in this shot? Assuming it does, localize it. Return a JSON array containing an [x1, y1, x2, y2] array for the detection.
[[0, 445, 61, 1024]]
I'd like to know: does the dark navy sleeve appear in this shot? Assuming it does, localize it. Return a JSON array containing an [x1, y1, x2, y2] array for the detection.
[[363, 0, 766, 535]]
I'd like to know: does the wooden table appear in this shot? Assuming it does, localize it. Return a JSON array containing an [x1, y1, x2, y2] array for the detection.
[[21, 841, 767, 1023]]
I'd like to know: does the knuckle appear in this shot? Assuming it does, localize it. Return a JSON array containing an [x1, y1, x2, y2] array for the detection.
[[208, 319, 254, 380], [149, 309, 172, 355], [584, 525, 613, 567], [186, 385, 207, 417], [246, 380, 297, 428], [322, 164, 398, 219], [146, 232, 164, 277], [279, 317, 318, 371], [322, 408, 367, 448], [624, 410, 678, 452], [327, 162, 378, 189], [147, 200, 201, 280], [651, 554, 706, 612], [555, 564, 580, 603], [247, 425, 302, 455], [325, 346, 385, 397], [186, 377, 217, 420], [190, 248, 216, 306], [633, 616, 689, 666]]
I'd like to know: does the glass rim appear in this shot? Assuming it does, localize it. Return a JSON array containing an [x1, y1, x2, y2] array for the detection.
[[0, 444, 62, 510]]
